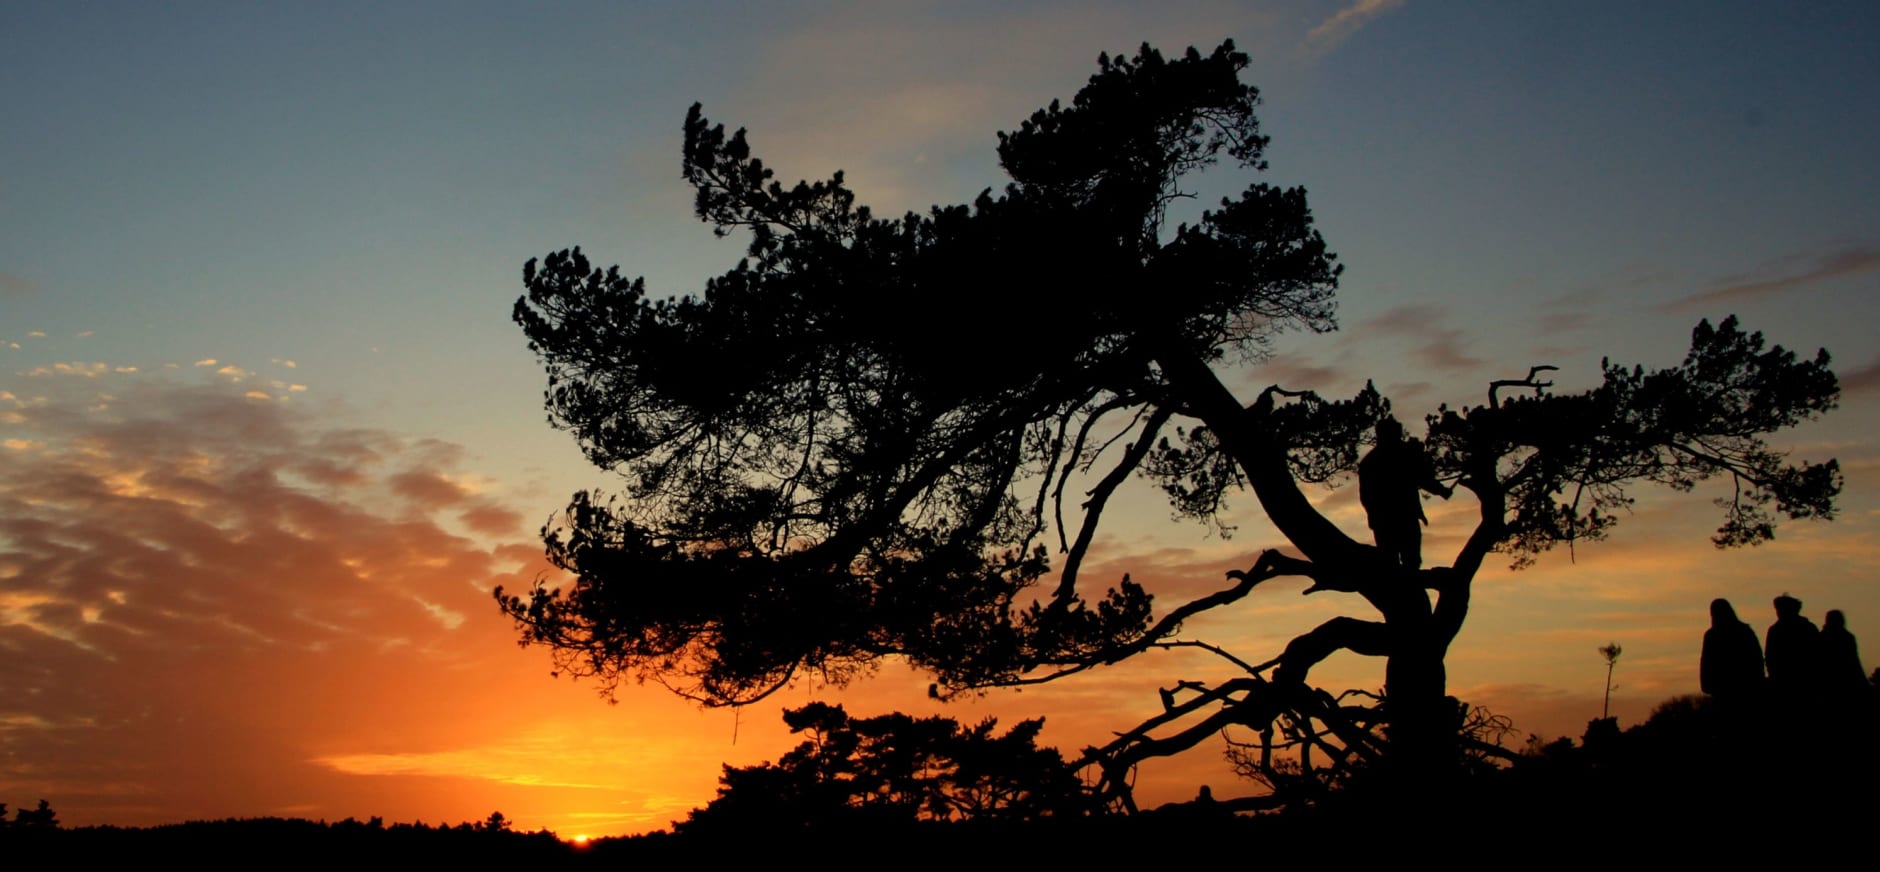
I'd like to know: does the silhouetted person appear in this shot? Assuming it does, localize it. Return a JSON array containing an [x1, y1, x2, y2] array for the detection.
[[1358, 417, 1451, 570], [1764, 594, 1821, 699], [1820, 610, 1867, 695], [1701, 598, 1763, 700]]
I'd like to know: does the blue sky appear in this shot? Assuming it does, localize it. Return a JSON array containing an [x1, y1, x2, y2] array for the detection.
[[3, 0, 1877, 833]]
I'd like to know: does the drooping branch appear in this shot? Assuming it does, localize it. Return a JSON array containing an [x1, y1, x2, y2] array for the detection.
[[1043, 548, 1322, 677], [1147, 640, 1264, 675], [958, 552, 1291, 693], [1116, 549, 1289, 655], [804, 400, 1044, 566], [1053, 406, 1174, 603], [1031, 390, 1102, 549], [1050, 394, 1143, 550]]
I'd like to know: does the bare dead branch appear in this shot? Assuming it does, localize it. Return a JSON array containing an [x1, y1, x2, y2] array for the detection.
[[1147, 640, 1265, 675], [1488, 364, 1557, 406], [1053, 406, 1174, 603], [1274, 617, 1392, 685], [1051, 395, 1140, 551]]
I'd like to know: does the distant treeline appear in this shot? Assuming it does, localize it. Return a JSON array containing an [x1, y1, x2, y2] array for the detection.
[[9, 688, 1875, 863], [0, 814, 569, 863]]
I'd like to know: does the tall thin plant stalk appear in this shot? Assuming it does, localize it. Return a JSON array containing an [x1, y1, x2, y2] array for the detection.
[[1599, 643, 1623, 719]]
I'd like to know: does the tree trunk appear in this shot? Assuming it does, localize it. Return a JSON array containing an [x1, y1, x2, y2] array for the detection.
[[1155, 347, 1465, 781], [1381, 629, 1452, 780]]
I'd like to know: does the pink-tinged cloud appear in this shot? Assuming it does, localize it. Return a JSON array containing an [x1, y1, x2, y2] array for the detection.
[[1306, 0, 1405, 55], [1528, 344, 1586, 361], [460, 502, 526, 537], [25, 361, 110, 378], [1537, 311, 1593, 335], [1355, 304, 1486, 373], [0, 272, 35, 298], [1664, 245, 1880, 312], [0, 375, 729, 834], [389, 469, 471, 507], [1840, 353, 1880, 395], [1382, 380, 1437, 405], [1245, 355, 1353, 393], [1414, 343, 1484, 373], [1357, 303, 1445, 337]]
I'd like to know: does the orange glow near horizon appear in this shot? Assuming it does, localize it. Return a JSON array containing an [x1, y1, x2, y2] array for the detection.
[[2, 369, 1874, 838]]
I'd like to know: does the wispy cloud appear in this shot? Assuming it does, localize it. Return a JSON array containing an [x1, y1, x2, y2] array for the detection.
[[1306, 0, 1405, 56], [1663, 245, 1880, 312], [25, 361, 110, 378], [460, 502, 526, 537], [316, 747, 610, 789], [1355, 304, 1485, 373], [1841, 353, 1880, 395], [729, 2, 1284, 214], [390, 469, 471, 507], [0, 375, 560, 827], [311, 724, 743, 832], [1536, 311, 1593, 335], [0, 272, 36, 298], [1246, 355, 1354, 393]]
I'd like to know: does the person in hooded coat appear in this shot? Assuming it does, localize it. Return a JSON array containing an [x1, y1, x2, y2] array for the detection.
[[1820, 609, 1868, 695], [1701, 598, 1764, 701]]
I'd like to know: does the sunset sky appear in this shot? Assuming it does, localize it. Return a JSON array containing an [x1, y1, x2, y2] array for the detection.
[[4, 0, 1877, 837]]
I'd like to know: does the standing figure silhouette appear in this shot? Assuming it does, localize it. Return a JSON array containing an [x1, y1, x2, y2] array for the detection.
[[1358, 417, 1451, 570], [1701, 598, 1763, 700], [1765, 594, 1822, 703], [1820, 609, 1867, 695]]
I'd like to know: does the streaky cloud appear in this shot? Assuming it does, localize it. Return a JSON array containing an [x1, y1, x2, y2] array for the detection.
[[1307, 0, 1405, 56], [1662, 245, 1880, 312], [0, 272, 37, 298], [1355, 303, 1485, 373], [0, 372, 555, 826], [1840, 353, 1880, 395]]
